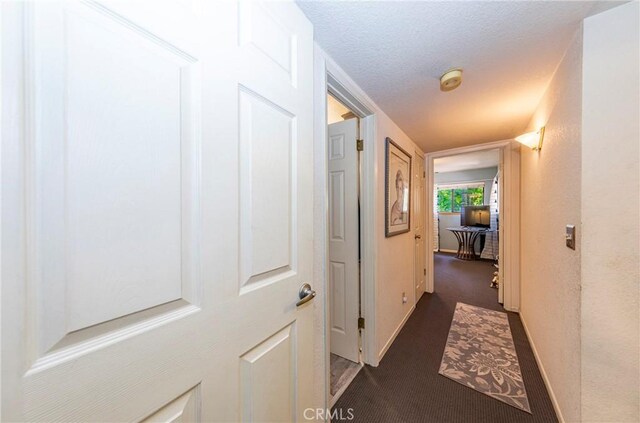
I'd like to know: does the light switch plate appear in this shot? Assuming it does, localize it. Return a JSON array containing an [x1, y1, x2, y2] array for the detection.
[[566, 225, 576, 250]]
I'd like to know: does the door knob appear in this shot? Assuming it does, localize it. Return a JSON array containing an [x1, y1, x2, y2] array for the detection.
[[296, 283, 316, 307], [415, 234, 422, 239]]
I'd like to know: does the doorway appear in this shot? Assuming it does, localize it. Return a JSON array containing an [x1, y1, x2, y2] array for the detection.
[[426, 141, 521, 312], [314, 55, 378, 412], [326, 93, 363, 405], [431, 149, 501, 303]]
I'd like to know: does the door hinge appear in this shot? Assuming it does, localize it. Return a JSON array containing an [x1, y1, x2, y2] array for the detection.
[[424, 268, 426, 276], [358, 317, 365, 329], [423, 170, 426, 178], [356, 139, 364, 151]]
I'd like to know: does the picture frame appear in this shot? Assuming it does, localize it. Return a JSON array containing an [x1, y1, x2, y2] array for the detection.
[[385, 137, 412, 237]]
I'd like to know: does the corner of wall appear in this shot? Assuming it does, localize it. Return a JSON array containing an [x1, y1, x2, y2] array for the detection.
[[580, 3, 640, 421], [519, 24, 584, 423]]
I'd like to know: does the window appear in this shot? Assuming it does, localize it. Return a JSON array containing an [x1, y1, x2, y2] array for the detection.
[[437, 183, 484, 212]]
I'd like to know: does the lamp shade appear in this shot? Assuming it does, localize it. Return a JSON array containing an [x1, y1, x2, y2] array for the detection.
[[515, 127, 545, 150]]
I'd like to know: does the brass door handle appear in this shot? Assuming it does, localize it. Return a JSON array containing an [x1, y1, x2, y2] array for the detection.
[[296, 283, 316, 307], [415, 234, 422, 239]]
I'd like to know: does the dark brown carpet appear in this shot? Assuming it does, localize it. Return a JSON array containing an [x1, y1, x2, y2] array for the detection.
[[332, 253, 558, 423]]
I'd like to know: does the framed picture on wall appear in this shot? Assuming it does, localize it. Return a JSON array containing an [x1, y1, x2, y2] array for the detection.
[[385, 137, 412, 237]]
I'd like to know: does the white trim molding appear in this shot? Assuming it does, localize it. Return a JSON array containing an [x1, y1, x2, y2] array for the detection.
[[438, 249, 458, 254], [426, 140, 521, 312], [313, 43, 379, 414], [316, 46, 378, 365], [378, 305, 415, 363], [500, 141, 521, 311]]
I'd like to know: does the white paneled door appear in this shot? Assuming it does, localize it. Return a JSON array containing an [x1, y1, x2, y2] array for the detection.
[[1, 1, 315, 421], [414, 155, 426, 304], [327, 119, 360, 363]]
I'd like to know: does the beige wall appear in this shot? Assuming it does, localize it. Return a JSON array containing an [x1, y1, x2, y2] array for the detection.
[[327, 94, 350, 124], [375, 112, 422, 360], [520, 28, 584, 423], [521, 3, 640, 422], [581, 3, 640, 421]]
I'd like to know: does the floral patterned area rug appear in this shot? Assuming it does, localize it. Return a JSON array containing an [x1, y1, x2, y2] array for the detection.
[[439, 302, 531, 413]]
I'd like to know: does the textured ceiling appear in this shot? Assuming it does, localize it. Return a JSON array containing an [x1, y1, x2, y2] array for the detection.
[[298, 1, 623, 152], [434, 149, 500, 173]]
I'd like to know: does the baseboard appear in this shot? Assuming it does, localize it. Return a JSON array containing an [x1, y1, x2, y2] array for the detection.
[[520, 313, 565, 423], [438, 249, 457, 254], [377, 305, 415, 363]]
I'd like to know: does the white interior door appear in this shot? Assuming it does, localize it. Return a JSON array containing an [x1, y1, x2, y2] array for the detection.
[[414, 155, 426, 304], [1, 1, 315, 421], [327, 119, 360, 363]]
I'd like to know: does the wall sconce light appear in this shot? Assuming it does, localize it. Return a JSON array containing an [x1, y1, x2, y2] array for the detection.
[[515, 127, 545, 151]]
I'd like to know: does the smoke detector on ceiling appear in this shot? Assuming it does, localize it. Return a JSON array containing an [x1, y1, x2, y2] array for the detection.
[[440, 68, 463, 92]]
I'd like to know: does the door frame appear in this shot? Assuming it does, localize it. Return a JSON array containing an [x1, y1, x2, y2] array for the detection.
[[425, 139, 521, 312], [313, 44, 378, 412]]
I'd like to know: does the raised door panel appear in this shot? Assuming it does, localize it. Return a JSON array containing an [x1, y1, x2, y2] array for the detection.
[[239, 1, 296, 86], [238, 88, 296, 292], [329, 133, 345, 160], [240, 324, 296, 423], [0, 1, 206, 421], [329, 262, 346, 335], [65, 10, 183, 331], [329, 171, 346, 242], [26, 0, 201, 374]]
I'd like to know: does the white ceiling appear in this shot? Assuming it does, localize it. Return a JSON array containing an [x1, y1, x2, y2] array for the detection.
[[298, 1, 623, 152], [434, 149, 500, 173]]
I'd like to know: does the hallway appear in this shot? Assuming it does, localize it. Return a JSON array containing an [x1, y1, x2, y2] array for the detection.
[[333, 253, 558, 422], [2, 1, 637, 420]]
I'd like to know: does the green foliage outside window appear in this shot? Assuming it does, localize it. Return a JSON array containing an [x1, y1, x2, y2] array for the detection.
[[438, 188, 452, 212], [467, 187, 484, 206], [437, 186, 484, 212]]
